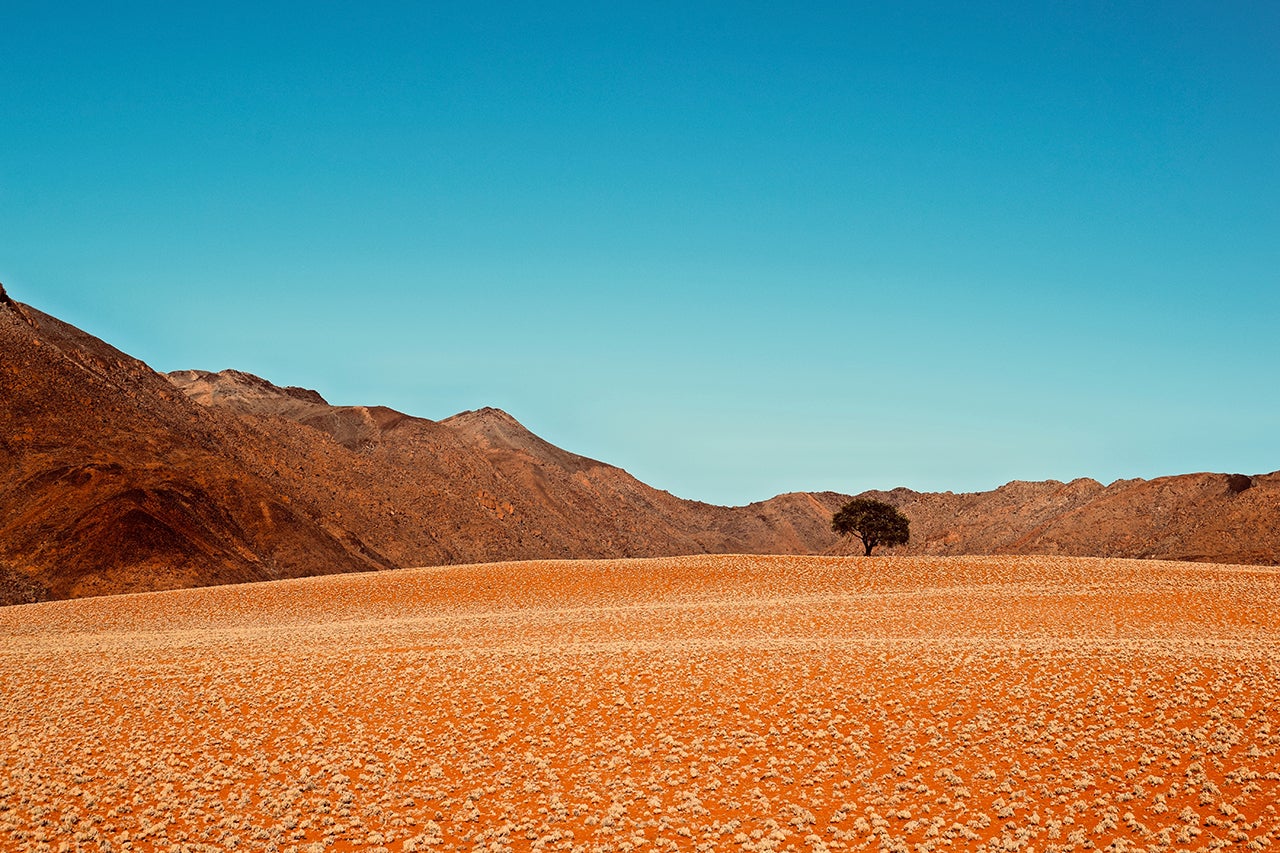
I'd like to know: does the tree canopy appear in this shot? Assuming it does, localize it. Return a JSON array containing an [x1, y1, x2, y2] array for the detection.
[[831, 498, 910, 556]]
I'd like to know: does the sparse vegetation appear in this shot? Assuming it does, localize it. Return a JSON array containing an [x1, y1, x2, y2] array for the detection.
[[831, 497, 910, 555], [1, 554, 1278, 853]]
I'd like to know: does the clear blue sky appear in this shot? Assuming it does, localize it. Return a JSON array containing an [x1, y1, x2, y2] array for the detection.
[[3, 2, 1277, 505]]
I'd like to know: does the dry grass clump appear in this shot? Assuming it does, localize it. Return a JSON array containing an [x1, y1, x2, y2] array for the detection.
[[1, 554, 1278, 852]]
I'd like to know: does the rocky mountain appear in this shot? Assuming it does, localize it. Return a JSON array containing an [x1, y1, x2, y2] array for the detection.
[[162, 369, 834, 567], [166, 370, 1280, 572], [0, 289, 395, 605], [835, 469, 1278, 566], [1, 287, 1275, 605]]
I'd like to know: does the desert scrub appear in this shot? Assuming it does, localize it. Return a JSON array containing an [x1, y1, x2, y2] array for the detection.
[[1, 555, 1279, 851]]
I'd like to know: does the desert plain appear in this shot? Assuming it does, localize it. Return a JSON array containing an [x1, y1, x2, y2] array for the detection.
[[2, 554, 1278, 853]]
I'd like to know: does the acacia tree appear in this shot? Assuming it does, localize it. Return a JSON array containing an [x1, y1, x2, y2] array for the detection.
[[831, 498, 909, 556]]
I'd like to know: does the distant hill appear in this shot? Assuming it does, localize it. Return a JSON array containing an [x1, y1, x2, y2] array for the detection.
[[1, 286, 1274, 604], [837, 470, 1277, 566]]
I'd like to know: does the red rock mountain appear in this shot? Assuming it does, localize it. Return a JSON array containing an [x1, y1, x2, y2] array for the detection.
[[1, 289, 1275, 604]]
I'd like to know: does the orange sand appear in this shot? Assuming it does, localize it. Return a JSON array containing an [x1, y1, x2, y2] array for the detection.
[[1, 554, 1278, 852]]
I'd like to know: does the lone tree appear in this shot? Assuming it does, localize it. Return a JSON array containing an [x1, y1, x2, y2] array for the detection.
[[831, 497, 910, 556]]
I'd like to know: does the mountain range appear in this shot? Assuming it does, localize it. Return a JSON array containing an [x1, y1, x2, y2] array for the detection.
[[2, 287, 1275, 605]]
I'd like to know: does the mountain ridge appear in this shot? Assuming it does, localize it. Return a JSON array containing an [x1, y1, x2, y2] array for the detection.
[[0, 299, 395, 605], [2, 291, 1275, 605]]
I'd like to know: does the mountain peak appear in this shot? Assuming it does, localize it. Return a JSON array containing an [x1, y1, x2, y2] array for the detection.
[[440, 406, 531, 440], [446, 405, 519, 423], [167, 369, 329, 407]]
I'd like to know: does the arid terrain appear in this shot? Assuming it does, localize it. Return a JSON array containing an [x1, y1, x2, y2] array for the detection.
[[2, 289, 1276, 605], [2, 554, 1277, 853]]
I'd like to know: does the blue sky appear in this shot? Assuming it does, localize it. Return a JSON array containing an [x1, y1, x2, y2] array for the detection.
[[3, 2, 1277, 505]]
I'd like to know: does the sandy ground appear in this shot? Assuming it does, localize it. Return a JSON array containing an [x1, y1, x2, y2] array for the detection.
[[1, 554, 1278, 853]]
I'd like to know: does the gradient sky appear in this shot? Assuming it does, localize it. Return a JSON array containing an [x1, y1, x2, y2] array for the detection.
[[3, 2, 1277, 505]]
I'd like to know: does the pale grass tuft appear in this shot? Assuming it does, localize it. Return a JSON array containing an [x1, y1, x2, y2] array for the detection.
[[0, 554, 1277, 852]]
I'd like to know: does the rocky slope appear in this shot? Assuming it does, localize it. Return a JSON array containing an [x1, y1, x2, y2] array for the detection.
[[1, 287, 1275, 604], [173, 366, 1278, 571], [836, 469, 1278, 565], [164, 369, 824, 568], [1, 290, 838, 604], [0, 289, 394, 605]]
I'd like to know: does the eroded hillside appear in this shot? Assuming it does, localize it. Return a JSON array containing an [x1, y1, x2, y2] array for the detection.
[[2, 289, 1275, 605], [0, 295, 388, 603]]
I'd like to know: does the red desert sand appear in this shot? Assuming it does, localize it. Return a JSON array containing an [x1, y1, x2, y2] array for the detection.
[[2, 554, 1278, 852]]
